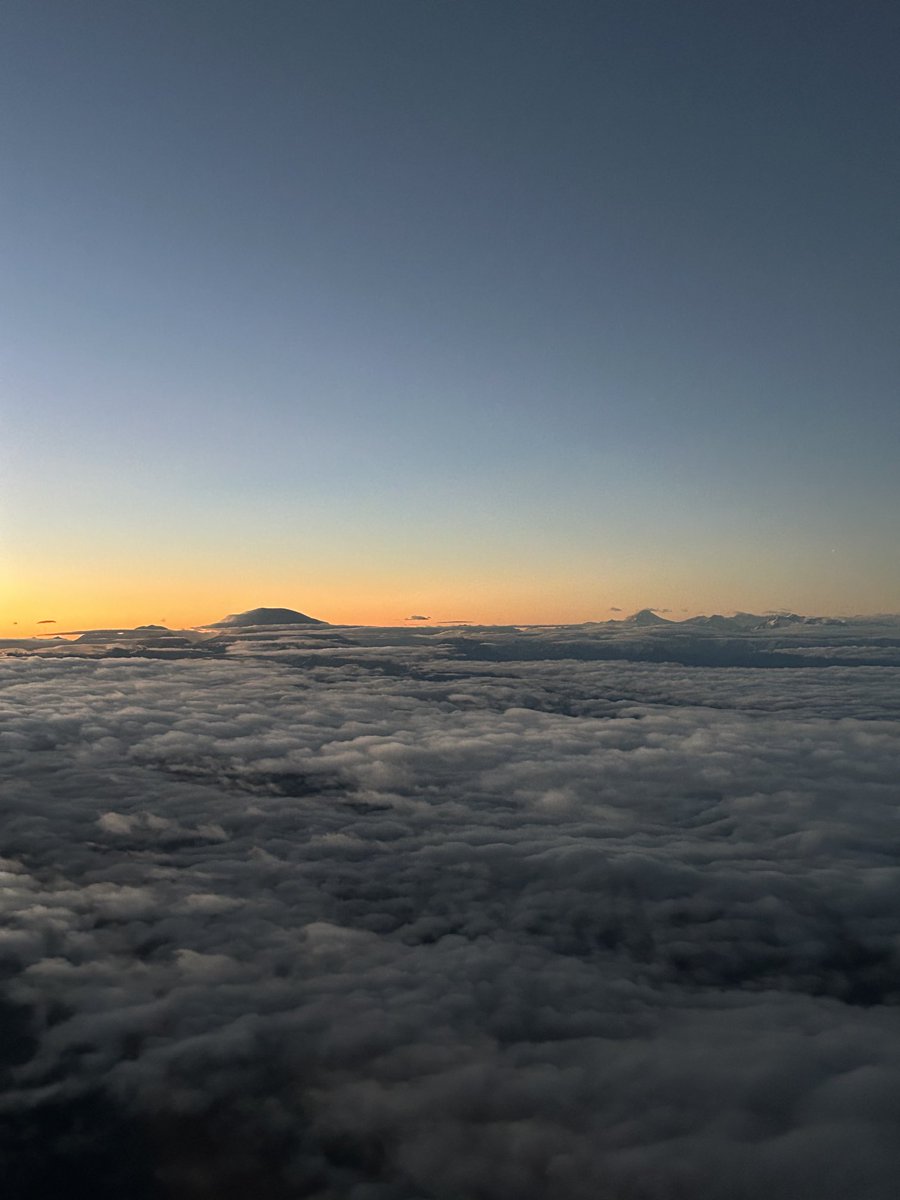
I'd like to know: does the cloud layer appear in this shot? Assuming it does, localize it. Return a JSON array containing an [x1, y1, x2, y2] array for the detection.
[[2, 626, 900, 1198]]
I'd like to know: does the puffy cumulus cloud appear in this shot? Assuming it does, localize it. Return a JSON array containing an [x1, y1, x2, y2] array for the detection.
[[1, 626, 900, 1198]]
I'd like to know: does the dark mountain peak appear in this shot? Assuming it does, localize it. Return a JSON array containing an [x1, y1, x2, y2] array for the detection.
[[210, 607, 326, 628], [625, 608, 674, 626]]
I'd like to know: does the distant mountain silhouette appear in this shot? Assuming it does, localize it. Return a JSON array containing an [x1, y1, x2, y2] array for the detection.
[[210, 607, 326, 627], [683, 612, 764, 630], [624, 608, 674, 626], [69, 625, 208, 645]]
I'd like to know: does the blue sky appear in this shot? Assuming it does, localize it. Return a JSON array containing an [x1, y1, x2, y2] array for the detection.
[[2, 0, 898, 628]]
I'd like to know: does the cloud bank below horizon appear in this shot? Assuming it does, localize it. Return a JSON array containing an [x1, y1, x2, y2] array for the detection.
[[2, 624, 899, 1198]]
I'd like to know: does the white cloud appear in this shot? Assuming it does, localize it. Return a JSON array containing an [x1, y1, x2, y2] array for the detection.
[[1, 626, 899, 1196]]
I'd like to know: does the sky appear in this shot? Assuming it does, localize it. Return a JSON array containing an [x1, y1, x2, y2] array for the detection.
[[2, 0, 899, 632]]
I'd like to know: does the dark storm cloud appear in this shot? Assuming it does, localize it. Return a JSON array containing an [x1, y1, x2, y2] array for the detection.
[[2, 626, 900, 1198]]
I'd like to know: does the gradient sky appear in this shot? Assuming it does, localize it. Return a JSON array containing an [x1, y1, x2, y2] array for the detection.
[[2, 0, 898, 632]]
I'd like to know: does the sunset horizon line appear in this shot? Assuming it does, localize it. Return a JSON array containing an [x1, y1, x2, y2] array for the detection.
[[6, 601, 900, 642]]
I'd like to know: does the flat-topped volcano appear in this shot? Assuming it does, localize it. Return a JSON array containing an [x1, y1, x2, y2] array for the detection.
[[209, 606, 327, 628]]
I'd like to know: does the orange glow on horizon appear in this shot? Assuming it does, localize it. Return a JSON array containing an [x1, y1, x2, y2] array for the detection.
[[0, 556, 880, 639], [1, 574, 680, 637]]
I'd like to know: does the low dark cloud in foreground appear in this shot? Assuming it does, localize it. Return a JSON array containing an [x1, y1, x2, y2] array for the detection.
[[2, 622, 900, 1198]]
